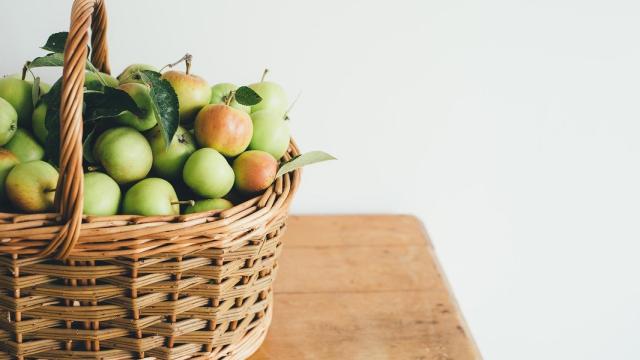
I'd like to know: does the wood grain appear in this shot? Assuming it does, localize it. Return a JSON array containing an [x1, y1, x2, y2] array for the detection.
[[250, 215, 481, 360]]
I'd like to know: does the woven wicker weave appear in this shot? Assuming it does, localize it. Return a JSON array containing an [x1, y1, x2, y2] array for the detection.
[[0, 0, 301, 358]]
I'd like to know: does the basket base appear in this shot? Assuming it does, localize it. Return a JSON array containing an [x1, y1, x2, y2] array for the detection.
[[211, 306, 273, 360]]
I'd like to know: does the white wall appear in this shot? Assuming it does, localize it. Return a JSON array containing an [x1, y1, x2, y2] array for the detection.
[[2, 0, 639, 359]]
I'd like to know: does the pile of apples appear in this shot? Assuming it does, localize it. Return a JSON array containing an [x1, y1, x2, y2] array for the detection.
[[0, 56, 299, 216]]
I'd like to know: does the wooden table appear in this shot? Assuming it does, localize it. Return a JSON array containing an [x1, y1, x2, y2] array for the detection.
[[249, 215, 481, 360]]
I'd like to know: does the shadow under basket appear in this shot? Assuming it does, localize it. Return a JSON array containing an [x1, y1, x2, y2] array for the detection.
[[0, 0, 301, 358]]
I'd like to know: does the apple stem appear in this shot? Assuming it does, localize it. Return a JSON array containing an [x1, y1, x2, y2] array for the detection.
[[87, 165, 102, 172], [261, 68, 269, 82], [21, 63, 29, 81], [172, 200, 195, 206], [284, 91, 302, 121], [225, 90, 236, 106], [161, 53, 193, 74], [44, 188, 57, 193]]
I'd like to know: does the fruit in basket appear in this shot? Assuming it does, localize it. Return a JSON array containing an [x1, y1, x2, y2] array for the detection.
[[147, 125, 196, 180], [116, 83, 158, 131], [123, 177, 180, 216], [0, 77, 33, 128], [248, 74, 288, 115], [0, 149, 19, 205], [162, 70, 210, 123], [85, 71, 119, 91], [183, 198, 233, 214], [5, 160, 58, 213], [118, 64, 158, 84], [0, 97, 18, 146], [249, 110, 290, 159], [210, 83, 250, 113], [83, 172, 121, 216], [93, 127, 153, 184], [194, 104, 253, 157], [4, 129, 44, 162], [183, 148, 234, 198], [31, 102, 47, 144], [233, 150, 278, 193]]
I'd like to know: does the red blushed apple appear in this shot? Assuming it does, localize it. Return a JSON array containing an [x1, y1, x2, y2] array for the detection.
[[194, 104, 253, 157], [233, 150, 278, 193]]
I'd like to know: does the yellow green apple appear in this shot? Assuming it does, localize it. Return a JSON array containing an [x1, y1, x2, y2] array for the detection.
[[83, 172, 121, 216], [117, 64, 158, 84], [183, 148, 234, 198], [249, 110, 290, 159], [248, 80, 288, 115], [93, 127, 152, 184], [4, 129, 44, 162], [123, 177, 179, 216], [0, 77, 33, 128], [5, 160, 58, 213], [210, 83, 250, 113], [0, 97, 18, 146], [146, 125, 196, 180], [162, 70, 211, 123], [183, 198, 233, 214], [116, 83, 158, 131], [0, 149, 19, 206]]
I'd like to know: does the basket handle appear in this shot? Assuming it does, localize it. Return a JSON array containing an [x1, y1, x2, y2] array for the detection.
[[39, 0, 110, 259]]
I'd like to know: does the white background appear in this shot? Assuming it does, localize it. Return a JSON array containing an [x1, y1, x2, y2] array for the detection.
[[1, 0, 639, 359]]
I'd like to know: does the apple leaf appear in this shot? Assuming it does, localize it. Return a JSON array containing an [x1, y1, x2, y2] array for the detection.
[[84, 87, 143, 122], [31, 77, 41, 107], [28, 52, 94, 70], [137, 70, 179, 148], [235, 86, 262, 106], [43, 79, 63, 164], [276, 151, 336, 178], [29, 53, 65, 68], [42, 32, 68, 53]]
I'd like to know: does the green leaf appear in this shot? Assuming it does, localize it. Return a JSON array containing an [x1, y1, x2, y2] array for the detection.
[[138, 70, 179, 147], [276, 151, 336, 178], [82, 127, 99, 164], [29, 52, 93, 70], [43, 79, 63, 164], [41, 32, 68, 53], [84, 87, 142, 122], [235, 86, 262, 106], [29, 53, 65, 68], [31, 77, 41, 107]]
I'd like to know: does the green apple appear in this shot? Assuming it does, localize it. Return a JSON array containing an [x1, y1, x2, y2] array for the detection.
[[123, 177, 179, 216], [183, 198, 233, 214], [31, 102, 47, 144], [0, 149, 19, 206], [147, 125, 196, 180], [93, 127, 152, 184], [249, 110, 290, 159], [183, 148, 234, 198], [248, 81, 288, 115], [4, 129, 44, 162], [0, 77, 33, 128], [6, 73, 51, 96], [0, 97, 18, 146], [210, 83, 250, 113], [83, 172, 121, 216], [5, 160, 58, 213], [162, 70, 211, 123], [233, 150, 278, 193], [84, 71, 119, 91], [118, 64, 158, 84], [116, 83, 157, 131]]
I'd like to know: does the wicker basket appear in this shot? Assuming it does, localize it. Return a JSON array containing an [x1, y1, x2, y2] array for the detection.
[[0, 0, 301, 358]]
